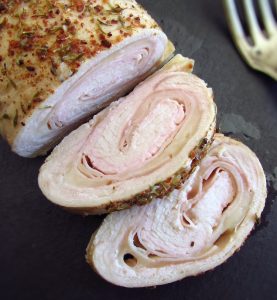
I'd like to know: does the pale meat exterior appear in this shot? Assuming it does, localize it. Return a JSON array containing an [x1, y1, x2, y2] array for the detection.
[[87, 134, 267, 287], [38, 55, 216, 214], [0, 0, 173, 157]]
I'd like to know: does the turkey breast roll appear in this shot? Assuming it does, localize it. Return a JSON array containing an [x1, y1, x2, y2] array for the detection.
[[0, 0, 173, 157], [87, 134, 267, 287], [38, 55, 216, 214]]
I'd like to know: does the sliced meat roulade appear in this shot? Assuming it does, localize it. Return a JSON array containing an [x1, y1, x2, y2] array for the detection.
[[0, 0, 173, 157], [38, 55, 216, 214], [87, 134, 267, 287]]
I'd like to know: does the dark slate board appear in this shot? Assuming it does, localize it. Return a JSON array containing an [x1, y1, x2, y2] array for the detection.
[[1, 1, 277, 299]]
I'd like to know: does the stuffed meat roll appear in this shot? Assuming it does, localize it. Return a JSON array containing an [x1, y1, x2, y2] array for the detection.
[[38, 55, 216, 214], [87, 134, 267, 287]]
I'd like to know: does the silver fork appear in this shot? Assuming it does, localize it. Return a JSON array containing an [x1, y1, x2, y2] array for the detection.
[[224, 0, 277, 80]]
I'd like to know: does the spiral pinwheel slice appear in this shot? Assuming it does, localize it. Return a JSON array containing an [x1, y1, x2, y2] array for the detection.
[[87, 134, 266, 287], [0, 0, 173, 157], [38, 55, 216, 214]]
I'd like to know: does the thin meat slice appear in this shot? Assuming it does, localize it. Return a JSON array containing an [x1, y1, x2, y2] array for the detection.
[[38, 54, 216, 214], [87, 134, 267, 287], [0, 0, 173, 157]]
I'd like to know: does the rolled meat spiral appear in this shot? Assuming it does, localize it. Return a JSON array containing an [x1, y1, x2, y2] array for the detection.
[[0, 0, 173, 157], [38, 55, 216, 214], [87, 134, 267, 287]]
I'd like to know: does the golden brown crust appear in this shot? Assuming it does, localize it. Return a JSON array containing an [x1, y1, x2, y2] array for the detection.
[[0, 0, 165, 145]]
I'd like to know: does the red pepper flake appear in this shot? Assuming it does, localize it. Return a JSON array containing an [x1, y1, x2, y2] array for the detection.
[[74, 0, 85, 12], [0, 55, 2, 62], [48, 10, 55, 19], [99, 33, 105, 41], [70, 39, 82, 53], [33, 97, 42, 103], [189, 150, 196, 159], [94, 5, 103, 13], [68, 24, 76, 34], [56, 33, 68, 43], [101, 39, 111, 48], [165, 178, 172, 184], [43, 19, 48, 27], [70, 39, 89, 56], [8, 40, 20, 54], [21, 122, 25, 126]]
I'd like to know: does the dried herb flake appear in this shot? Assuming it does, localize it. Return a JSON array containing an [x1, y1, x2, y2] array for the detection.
[[62, 53, 83, 62], [39, 105, 53, 110]]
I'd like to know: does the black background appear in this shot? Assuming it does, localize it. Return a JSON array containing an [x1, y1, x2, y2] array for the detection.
[[1, 1, 277, 299]]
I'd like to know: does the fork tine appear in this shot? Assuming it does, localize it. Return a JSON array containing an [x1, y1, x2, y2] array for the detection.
[[223, 0, 251, 56], [243, 0, 264, 44], [258, 0, 276, 37], [223, 0, 245, 39]]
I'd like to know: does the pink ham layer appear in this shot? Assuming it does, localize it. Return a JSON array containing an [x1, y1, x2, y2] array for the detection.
[[47, 37, 167, 130], [124, 137, 249, 261], [38, 58, 216, 211], [90, 134, 267, 287], [137, 170, 235, 258], [13, 31, 167, 157], [79, 72, 205, 176]]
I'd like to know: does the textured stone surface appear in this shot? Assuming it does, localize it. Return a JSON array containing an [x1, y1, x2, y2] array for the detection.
[[0, 0, 277, 299]]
